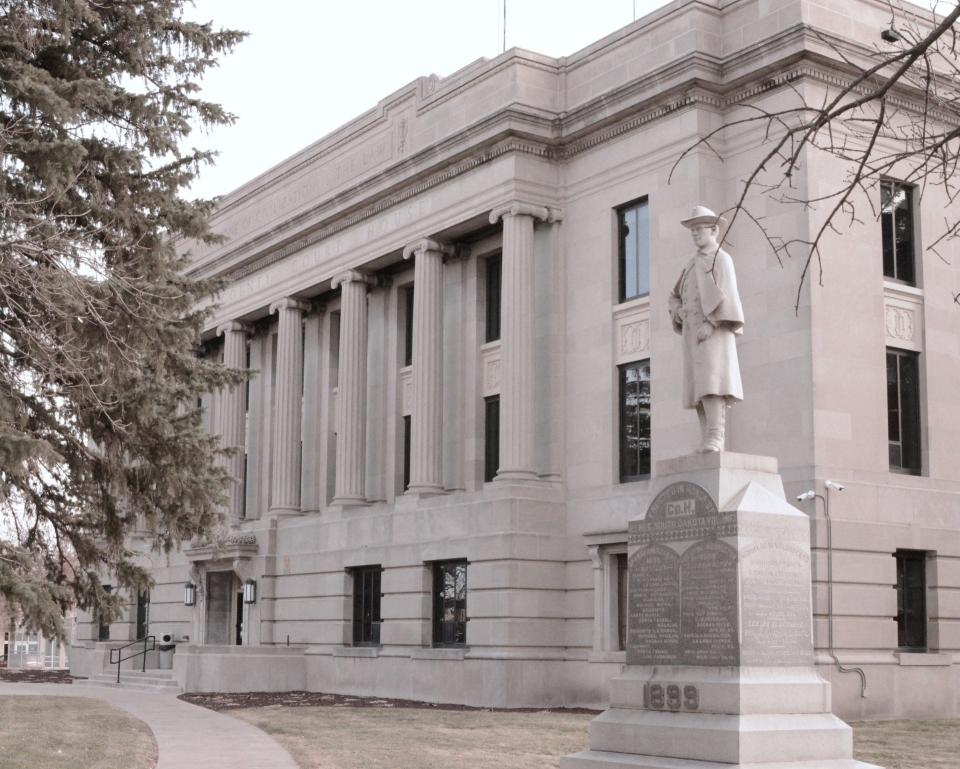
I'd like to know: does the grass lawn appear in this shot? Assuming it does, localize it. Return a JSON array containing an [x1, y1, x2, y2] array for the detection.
[[231, 704, 960, 769], [853, 719, 960, 769], [0, 695, 157, 769]]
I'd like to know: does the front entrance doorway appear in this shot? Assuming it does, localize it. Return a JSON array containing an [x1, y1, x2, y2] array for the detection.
[[205, 571, 240, 645]]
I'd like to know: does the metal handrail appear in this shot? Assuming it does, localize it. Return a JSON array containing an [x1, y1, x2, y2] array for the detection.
[[109, 635, 155, 683]]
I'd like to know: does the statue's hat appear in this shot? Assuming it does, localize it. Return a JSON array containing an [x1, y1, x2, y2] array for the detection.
[[681, 205, 727, 229]]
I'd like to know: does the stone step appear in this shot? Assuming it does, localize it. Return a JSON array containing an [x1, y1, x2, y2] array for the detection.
[[560, 751, 882, 769], [77, 672, 182, 693]]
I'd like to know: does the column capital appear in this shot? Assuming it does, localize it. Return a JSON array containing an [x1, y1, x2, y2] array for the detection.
[[402, 238, 456, 261], [269, 297, 310, 315], [331, 270, 374, 290], [489, 201, 563, 225], [216, 321, 251, 337]]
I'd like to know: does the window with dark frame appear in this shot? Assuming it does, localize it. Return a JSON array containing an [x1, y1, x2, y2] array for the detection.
[[352, 565, 382, 646], [97, 585, 112, 641], [616, 552, 629, 651], [432, 560, 467, 647], [135, 589, 150, 640], [484, 395, 500, 483], [241, 341, 251, 519], [403, 285, 415, 367], [896, 550, 927, 650], [881, 181, 916, 285], [485, 255, 502, 343], [886, 348, 921, 474], [402, 414, 412, 492], [618, 199, 650, 302], [619, 360, 651, 482]]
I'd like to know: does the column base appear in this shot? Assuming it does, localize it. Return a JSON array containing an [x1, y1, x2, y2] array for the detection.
[[266, 506, 303, 519], [405, 484, 446, 497], [493, 469, 543, 484], [330, 495, 368, 507]]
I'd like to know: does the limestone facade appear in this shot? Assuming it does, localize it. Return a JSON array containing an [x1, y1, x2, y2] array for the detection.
[[71, 0, 960, 719]]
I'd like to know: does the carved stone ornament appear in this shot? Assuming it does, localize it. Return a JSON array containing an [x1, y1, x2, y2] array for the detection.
[[885, 305, 915, 342]]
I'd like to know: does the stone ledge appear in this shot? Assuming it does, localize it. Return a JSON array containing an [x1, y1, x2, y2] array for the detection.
[[588, 651, 627, 664], [410, 647, 468, 661], [896, 651, 952, 666], [332, 646, 380, 658]]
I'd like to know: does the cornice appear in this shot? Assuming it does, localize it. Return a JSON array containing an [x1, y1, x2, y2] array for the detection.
[[196, 43, 950, 288]]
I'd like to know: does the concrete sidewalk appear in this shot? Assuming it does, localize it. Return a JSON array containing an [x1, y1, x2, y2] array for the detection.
[[0, 682, 300, 769]]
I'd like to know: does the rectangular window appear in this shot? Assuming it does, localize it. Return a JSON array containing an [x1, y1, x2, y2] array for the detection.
[[485, 255, 502, 343], [433, 560, 467, 647], [618, 199, 650, 302], [352, 566, 382, 646], [97, 585, 112, 642], [402, 414, 412, 492], [484, 395, 500, 483], [886, 349, 921, 474], [881, 181, 916, 285], [135, 589, 150, 640], [619, 360, 651, 482], [896, 550, 927, 650], [403, 285, 415, 367], [616, 552, 629, 651]]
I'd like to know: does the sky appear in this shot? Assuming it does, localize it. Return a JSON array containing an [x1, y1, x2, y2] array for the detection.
[[184, 0, 671, 200]]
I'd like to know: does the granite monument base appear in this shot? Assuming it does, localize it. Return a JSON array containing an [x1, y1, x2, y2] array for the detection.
[[562, 453, 881, 769]]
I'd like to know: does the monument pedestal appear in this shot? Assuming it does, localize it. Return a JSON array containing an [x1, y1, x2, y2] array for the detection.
[[562, 453, 881, 769]]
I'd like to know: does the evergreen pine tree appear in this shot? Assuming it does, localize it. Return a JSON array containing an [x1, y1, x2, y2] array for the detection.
[[0, 1, 246, 637]]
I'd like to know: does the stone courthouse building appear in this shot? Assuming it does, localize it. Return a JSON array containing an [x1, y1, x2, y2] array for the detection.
[[71, 0, 960, 720]]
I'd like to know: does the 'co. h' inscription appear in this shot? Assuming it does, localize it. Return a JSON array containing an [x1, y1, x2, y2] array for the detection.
[[629, 482, 736, 546]]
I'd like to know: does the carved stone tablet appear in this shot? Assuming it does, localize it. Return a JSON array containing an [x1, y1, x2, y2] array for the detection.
[[627, 545, 680, 665], [739, 537, 814, 665], [679, 539, 739, 665]]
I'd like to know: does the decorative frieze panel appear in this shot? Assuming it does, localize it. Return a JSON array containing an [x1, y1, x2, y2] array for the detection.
[[480, 341, 502, 397], [883, 284, 923, 353], [613, 296, 652, 365]]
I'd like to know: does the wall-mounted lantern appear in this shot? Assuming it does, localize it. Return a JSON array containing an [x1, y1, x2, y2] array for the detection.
[[183, 581, 196, 606], [243, 579, 257, 605]]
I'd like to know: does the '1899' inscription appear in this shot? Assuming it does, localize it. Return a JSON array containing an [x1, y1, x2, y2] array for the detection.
[[643, 683, 699, 711]]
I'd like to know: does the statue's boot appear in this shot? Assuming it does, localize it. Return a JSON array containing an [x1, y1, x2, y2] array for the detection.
[[699, 395, 725, 452]]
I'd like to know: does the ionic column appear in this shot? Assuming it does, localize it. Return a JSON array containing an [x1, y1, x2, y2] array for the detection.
[[488, 202, 561, 482], [402, 239, 455, 495], [217, 321, 248, 519], [332, 270, 372, 505], [269, 298, 308, 515]]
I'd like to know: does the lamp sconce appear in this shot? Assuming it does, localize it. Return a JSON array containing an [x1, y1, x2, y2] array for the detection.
[[183, 581, 196, 606], [243, 579, 257, 605]]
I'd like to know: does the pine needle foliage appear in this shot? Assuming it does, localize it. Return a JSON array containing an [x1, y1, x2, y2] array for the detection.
[[0, 1, 246, 637]]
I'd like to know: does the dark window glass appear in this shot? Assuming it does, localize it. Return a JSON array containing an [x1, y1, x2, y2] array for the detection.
[[352, 566, 382, 646], [485, 256, 502, 343], [403, 285, 415, 367], [618, 200, 650, 302], [896, 550, 927, 650], [135, 589, 150, 640], [97, 585, 112, 641], [616, 553, 628, 651], [886, 349, 921, 474], [402, 414, 412, 492], [619, 361, 651, 482], [881, 181, 916, 285], [484, 395, 500, 483], [433, 560, 467, 647]]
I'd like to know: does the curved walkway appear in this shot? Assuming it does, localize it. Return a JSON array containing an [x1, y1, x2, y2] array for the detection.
[[0, 682, 299, 769]]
